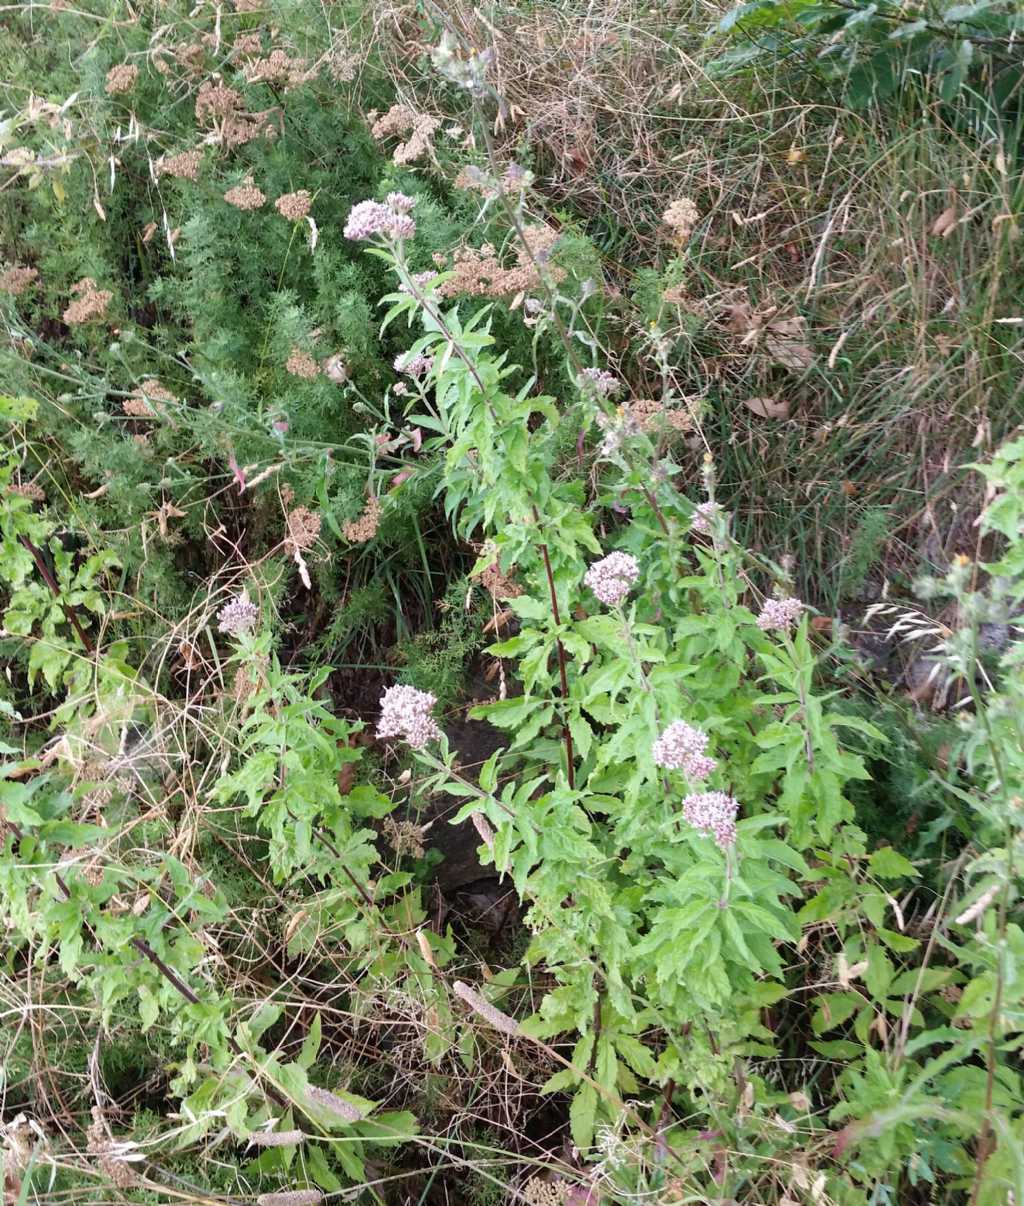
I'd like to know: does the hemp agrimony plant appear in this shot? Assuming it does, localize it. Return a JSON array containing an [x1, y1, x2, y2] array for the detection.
[[344, 196, 887, 1175]]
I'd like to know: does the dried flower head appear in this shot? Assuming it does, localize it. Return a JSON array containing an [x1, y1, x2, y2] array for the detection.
[[682, 791, 738, 849], [452, 980, 521, 1036], [327, 43, 358, 82], [105, 63, 139, 95], [275, 190, 311, 221], [123, 379, 176, 417], [382, 815, 426, 858], [584, 550, 640, 607], [521, 1177, 571, 1206], [628, 397, 693, 435], [343, 195, 416, 242], [195, 79, 241, 123], [63, 278, 112, 325], [653, 721, 717, 780], [304, 1084, 363, 1123], [7, 481, 45, 501], [435, 225, 563, 299], [0, 265, 39, 296], [245, 48, 312, 88], [156, 148, 202, 180], [756, 596, 804, 633], [663, 197, 700, 241], [371, 104, 440, 165], [248, 1129, 305, 1148], [690, 500, 722, 536], [579, 367, 621, 398], [217, 591, 258, 636], [475, 558, 523, 601], [342, 496, 380, 543], [86, 1108, 136, 1190], [377, 683, 441, 748], [232, 31, 262, 56], [394, 351, 433, 378], [256, 1193, 323, 1206], [286, 348, 318, 379], [224, 178, 266, 210], [285, 506, 321, 551]]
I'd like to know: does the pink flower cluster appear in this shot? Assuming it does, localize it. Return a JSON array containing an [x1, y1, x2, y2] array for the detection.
[[395, 351, 434, 378], [584, 551, 639, 607], [217, 592, 258, 636], [344, 193, 417, 242], [682, 791, 738, 849], [757, 596, 804, 632], [377, 684, 441, 748], [579, 367, 621, 398], [652, 721, 716, 780], [399, 270, 437, 296], [690, 501, 722, 536]]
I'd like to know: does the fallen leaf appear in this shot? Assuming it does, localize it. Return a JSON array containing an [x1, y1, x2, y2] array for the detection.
[[810, 615, 833, 634], [765, 315, 813, 370], [284, 908, 309, 947], [931, 205, 957, 237], [482, 608, 513, 635], [743, 395, 790, 420], [786, 145, 804, 164]]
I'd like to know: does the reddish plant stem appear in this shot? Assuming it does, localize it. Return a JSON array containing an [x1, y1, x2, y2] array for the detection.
[[532, 508, 575, 789], [20, 536, 95, 654], [640, 485, 671, 538]]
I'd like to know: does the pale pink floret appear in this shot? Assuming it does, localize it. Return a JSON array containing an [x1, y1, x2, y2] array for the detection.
[[584, 551, 639, 607], [217, 592, 258, 636], [377, 684, 441, 748], [344, 193, 417, 242], [757, 596, 804, 633], [690, 501, 721, 536], [652, 721, 717, 780], [579, 367, 621, 398], [682, 791, 738, 849]]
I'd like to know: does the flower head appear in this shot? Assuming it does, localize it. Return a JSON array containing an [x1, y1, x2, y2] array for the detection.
[[584, 551, 639, 607], [682, 791, 738, 849], [217, 591, 258, 636], [377, 683, 441, 748], [344, 195, 417, 242], [663, 197, 700, 241], [224, 178, 265, 210], [653, 721, 717, 780], [756, 596, 804, 633], [579, 367, 621, 398], [275, 189, 312, 220], [105, 63, 139, 95], [690, 500, 722, 536], [394, 351, 434, 378]]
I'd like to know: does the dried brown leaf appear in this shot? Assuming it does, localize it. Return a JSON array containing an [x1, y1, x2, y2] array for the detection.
[[743, 396, 790, 420], [765, 316, 813, 370], [930, 205, 957, 238]]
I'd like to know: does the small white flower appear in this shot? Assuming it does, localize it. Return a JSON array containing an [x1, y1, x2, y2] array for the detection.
[[579, 367, 621, 398], [653, 721, 717, 780], [584, 551, 639, 607], [690, 501, 722, 536], [757, 596, 804, 632], [216, 591, 258, 636], [377, 684, 441, 748], [682, 791, 738, 849]]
